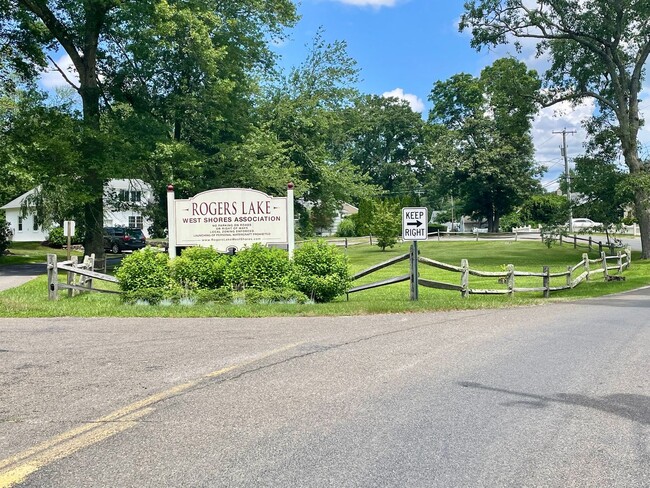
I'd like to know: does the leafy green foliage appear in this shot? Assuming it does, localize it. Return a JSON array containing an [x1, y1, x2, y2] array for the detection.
[[225, 244, 292, 290], [116, 247, 171, 292], [0, 219, 13, 255], [292, 240, 350, 302], [520, 194, 570, 227], [46, 226, 83, 248], [371, 201, 401, 251], [195, 287, 233, 304], [428, 58, 542, 232], [460, 0, 650, 257], [336, 217, 357, 237], [170, 246, 229, 289], [243, 288, 309, 304]]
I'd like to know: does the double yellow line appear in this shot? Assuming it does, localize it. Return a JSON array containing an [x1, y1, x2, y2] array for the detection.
[[0, 343, 302, 487]]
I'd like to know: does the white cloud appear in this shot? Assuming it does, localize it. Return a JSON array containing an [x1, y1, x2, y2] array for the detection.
[[382, 88, 425, 113], [40, 53, 79, 89], [532, 99, 594, 190], [332, 0, 398, 7]]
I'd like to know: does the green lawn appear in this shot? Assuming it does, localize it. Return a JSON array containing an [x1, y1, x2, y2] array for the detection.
[[0, 241, 83, 265], [0, 240, 648, 318]]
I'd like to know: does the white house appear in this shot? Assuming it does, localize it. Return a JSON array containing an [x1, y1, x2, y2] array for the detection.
[[310, 202, 359, 236], [1, 179, 154, 242]]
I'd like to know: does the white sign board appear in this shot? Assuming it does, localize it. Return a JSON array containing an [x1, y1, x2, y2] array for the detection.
[[402, 207, 428, 241], [173, 188, 288, 253], [63, 220, 75, 237]]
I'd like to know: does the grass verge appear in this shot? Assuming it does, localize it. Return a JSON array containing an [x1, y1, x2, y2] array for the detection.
[[0, 240, 648, 318], [1, 241, 83, 265]]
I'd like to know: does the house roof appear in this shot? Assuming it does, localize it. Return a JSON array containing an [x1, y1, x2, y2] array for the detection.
[[0, 188, 37, 210]]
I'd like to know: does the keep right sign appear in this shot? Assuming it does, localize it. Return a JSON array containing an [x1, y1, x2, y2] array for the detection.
[[402, 207, 428, 241]]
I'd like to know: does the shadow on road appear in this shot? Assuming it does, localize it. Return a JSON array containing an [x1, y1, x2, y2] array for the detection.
[[458, 381, 650, 425]]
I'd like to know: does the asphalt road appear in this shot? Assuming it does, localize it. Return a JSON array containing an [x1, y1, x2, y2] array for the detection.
[[1, 288, 648, 487]]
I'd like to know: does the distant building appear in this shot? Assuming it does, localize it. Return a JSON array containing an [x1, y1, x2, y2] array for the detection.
[[1, 179, 154, 242]]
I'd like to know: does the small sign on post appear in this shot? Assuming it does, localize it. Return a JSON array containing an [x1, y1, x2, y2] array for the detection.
[[402, 207, 428, 301], [64, 220, 75, 261]]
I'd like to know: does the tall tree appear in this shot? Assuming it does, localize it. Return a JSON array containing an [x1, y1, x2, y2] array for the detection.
[[260, 31, 376, 230], [428, 58, 542, 232], [344, 95, 428, 196], [461, 0, 650, 257], [0, 0, 297, 256]]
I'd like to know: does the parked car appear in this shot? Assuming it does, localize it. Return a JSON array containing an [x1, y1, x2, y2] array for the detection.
[[568, 218, 603, 231], [103, 227, 146, 253]]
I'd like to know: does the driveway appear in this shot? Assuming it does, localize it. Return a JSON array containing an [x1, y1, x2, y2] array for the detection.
[[0, 263, 46, 291]]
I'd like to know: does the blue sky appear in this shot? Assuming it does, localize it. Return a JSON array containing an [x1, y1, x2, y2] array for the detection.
[[271, 0, 650, 191]]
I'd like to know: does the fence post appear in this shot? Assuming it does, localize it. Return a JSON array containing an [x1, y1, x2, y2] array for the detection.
[[344, 238, 348, 249], [583, 253, 590, 281], [589, 236, 593, 252], [543, 266, 550, 298], [409, 242, 419, 301], [437, 230, 440, 242], [461, 259, 469, 298], [369, 234, 373, 246], [598, 241, 603, 255], [514, 230, 518, 242], [87, 253, 95, 290], [67, 255, 78, 297], [507, 264, 515, 297], [601, 251, 608, 279], [573, 234, 577, 249], [47, 254, 58, 301], [617, 251, 623, 275], [566, 265, 573, 288], [625, 246, 632, 269], [559, 234, 563, 246]]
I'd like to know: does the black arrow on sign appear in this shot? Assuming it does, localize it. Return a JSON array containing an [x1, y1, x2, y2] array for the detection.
[[407, 220, 423, 227]]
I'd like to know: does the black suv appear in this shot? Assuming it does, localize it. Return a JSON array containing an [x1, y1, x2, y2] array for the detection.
[[103, 227, 147, 254]]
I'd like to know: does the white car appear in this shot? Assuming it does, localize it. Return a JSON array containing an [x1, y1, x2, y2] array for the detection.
[[569, 218, 603, 230]]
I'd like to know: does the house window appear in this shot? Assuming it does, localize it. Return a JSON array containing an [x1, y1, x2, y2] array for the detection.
[[118, 189, 130, 202], [130, 191, 142, 203], [18, 217, 23, 232], [128, 216, 143, 229]]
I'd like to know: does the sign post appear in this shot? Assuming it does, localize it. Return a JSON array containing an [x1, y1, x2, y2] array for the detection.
[[402, 207, 428, 301]]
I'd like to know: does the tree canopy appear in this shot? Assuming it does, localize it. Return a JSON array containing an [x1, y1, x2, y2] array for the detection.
[[461, 0, 650, 256]]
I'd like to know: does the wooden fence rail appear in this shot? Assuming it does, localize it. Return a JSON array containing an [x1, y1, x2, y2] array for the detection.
[[348, 247, 632, 300], [47, 253, 120, 300]]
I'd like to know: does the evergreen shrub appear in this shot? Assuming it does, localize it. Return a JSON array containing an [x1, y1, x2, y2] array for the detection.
[[291, 240, 350, 302]]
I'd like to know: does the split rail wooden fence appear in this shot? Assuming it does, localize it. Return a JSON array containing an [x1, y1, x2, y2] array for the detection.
[[348, 248, 632, 300], [47, 253, 120, 300]]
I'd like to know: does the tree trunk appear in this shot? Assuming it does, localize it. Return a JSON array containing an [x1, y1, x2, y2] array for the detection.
[[634, 189, 650, 259]]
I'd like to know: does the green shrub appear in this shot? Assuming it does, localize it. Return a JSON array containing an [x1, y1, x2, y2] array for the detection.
[[244, 288, 309, 304], [0, 220, 12, 255], [336, 217, 357, 237], [225, 243, 292, 290], [170, 246, 229, 289], [46, 225, 82, 247], [195, 287, 233, 304], [122, 287, 166, 305], [115, 247, 171, 292], [291, 240, 350, 302], [370, 201, 400, 251]]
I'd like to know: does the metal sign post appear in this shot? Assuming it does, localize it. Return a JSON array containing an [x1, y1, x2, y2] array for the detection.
[[402, 207, 428, 301]]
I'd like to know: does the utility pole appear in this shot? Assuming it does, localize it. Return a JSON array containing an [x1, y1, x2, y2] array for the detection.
[[553, 128, 577, 233]]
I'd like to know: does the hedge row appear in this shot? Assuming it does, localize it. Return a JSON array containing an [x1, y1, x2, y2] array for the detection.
[[115, 242, 350, 304]]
